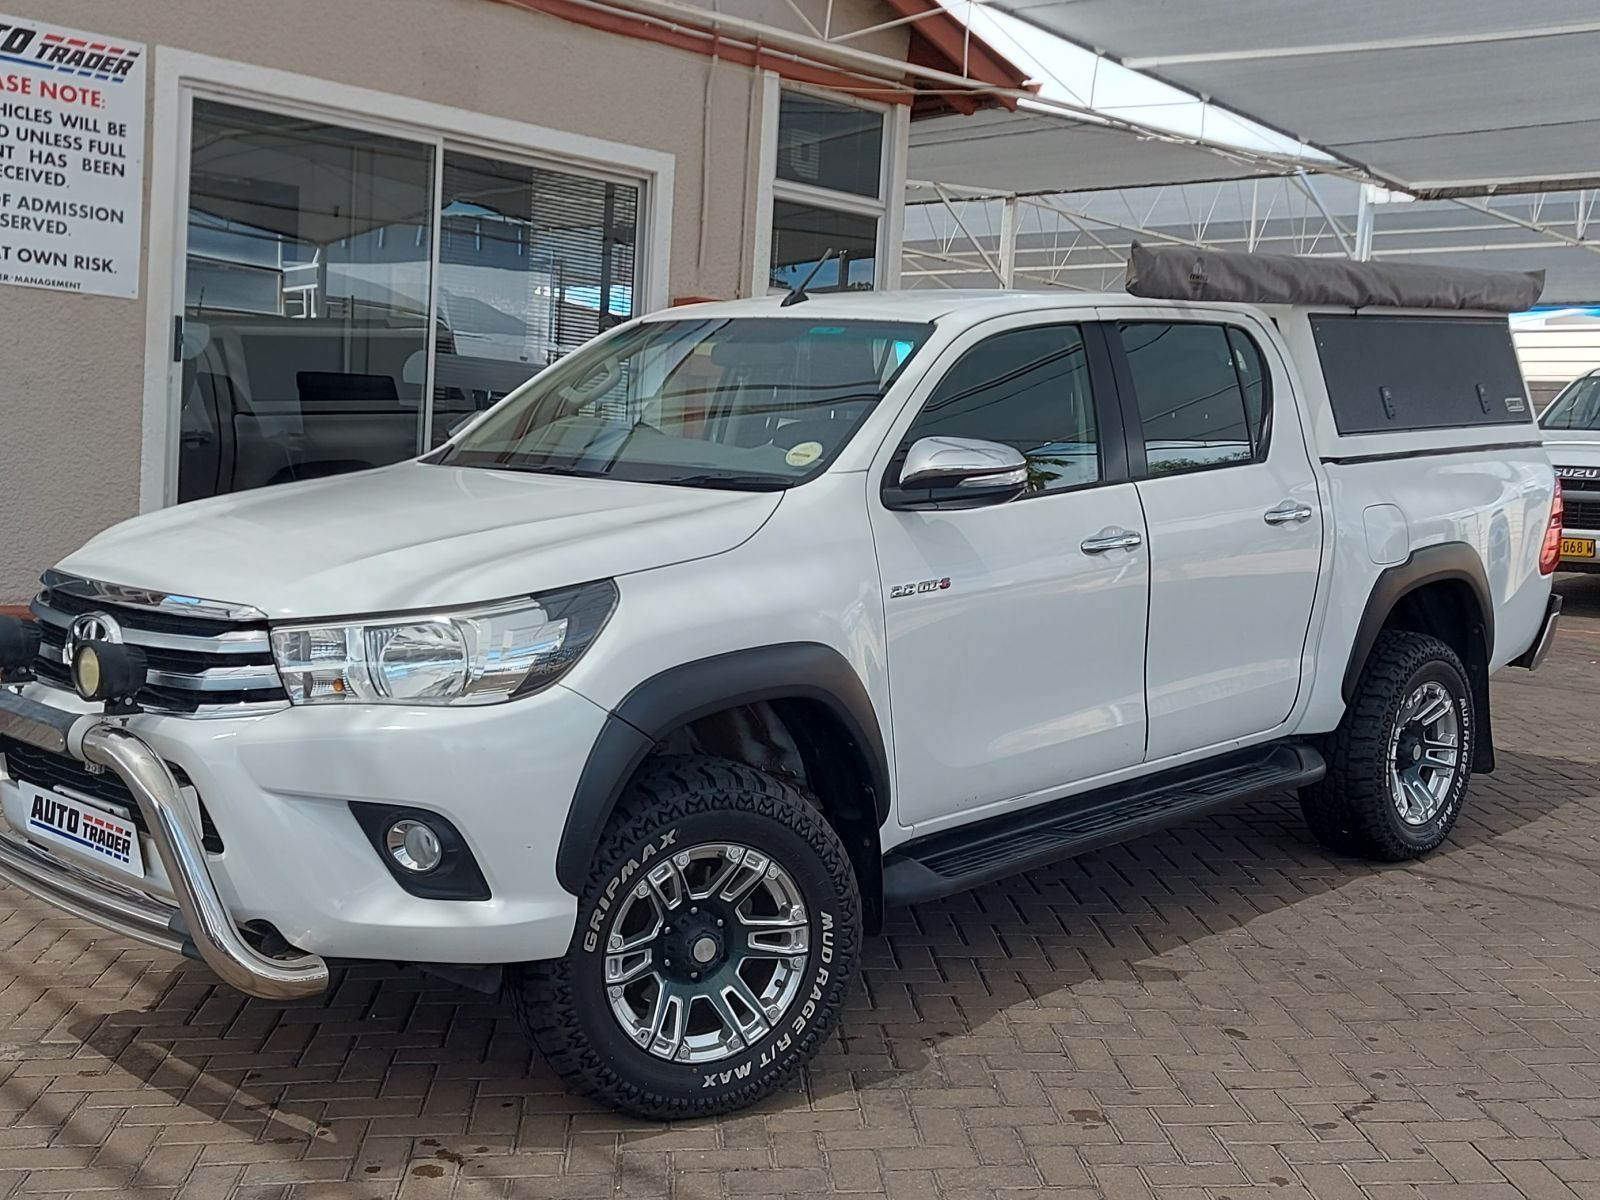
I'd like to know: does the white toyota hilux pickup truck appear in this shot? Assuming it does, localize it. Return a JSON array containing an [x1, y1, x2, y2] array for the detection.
[[0, 247, 1562, 1118]]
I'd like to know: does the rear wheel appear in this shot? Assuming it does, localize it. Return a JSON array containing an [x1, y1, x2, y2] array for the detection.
[[511, 756, 860, 1119], [1301, 630, 1473, 861]]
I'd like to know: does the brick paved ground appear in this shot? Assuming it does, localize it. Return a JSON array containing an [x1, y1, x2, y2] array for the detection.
[[3, 577, 1600, 1200]]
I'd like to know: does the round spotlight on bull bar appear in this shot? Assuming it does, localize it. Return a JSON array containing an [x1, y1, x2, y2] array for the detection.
[[0, 616, 42, 677], [385, 819, 443, 873], [71, 639, 149, 708]]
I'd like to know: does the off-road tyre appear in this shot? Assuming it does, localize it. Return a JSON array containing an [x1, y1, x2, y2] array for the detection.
[[510, 755, 861, 1119], [1300, 630, 1473, 861]]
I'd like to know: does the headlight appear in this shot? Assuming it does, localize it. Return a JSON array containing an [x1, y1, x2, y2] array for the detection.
[[270, 580, 617, 706]]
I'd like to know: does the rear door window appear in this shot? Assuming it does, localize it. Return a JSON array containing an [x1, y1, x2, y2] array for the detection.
[[1119, 322, 1268, 476]]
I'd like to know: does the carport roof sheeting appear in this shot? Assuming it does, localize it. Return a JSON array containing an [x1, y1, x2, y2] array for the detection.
[[986, 0, 1600, 198], [908, 109, 1295, 198]]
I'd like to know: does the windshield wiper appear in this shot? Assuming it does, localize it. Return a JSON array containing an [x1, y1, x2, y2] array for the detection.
[[653, 473, 790, 492], [449, 458, 610, 480]]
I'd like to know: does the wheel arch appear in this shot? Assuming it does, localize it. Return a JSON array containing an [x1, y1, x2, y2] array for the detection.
[[556, 643, 890, 898], [1342, 542, 1496, 771]]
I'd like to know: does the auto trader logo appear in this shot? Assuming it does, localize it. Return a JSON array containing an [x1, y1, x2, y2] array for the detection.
[[0, 21, 141, 83]]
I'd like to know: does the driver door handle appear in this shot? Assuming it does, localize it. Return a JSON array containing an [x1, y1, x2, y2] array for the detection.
[[1264, 501, 1315, 525], [1081, 529, 1143, 554]]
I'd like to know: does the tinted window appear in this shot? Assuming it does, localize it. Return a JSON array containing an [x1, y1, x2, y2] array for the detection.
[[1541, 374, 1600, 431], [1310, 314, 1531, 434], [1121, 322, 1264, 476], [775, 92, 884, 198], [1228, 326, 1271, 451], [440, 318, 931, 489], [902, 325, 1099, 493], [769, 202, 878, 293]]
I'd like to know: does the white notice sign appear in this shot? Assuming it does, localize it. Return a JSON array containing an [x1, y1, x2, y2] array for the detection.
[[0, 13, 145, 298]]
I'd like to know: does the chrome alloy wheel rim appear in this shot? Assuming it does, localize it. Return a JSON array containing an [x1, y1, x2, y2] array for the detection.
[[603, 842, 811, 1064], [1387, 681, 1461, 826]]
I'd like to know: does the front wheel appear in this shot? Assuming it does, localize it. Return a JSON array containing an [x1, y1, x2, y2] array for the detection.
[[511, 756, 861, 1119], [1301, 630, 1474, 860]]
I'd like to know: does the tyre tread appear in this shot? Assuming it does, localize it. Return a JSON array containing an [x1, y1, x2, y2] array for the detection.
[[1301, 630, 1472, 862], [510, 755, 860, 1119]]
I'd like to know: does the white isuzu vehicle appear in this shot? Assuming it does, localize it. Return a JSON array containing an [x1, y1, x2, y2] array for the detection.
[[1539, 367, 1600, 572], [0, 247, 1563, 1118]]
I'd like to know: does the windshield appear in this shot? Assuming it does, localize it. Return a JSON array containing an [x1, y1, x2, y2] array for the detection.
[[435, 317, 933, 488], [1542, 374, 1600, 431]]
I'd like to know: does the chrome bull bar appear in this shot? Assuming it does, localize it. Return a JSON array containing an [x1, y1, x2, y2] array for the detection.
[[0, 688, 329, 1000]]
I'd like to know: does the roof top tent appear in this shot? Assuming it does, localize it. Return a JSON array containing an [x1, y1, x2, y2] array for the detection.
[[1125, 242, 1545, 312]]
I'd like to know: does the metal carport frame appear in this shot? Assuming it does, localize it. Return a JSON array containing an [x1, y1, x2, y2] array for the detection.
[[983, 0, 1600, 199]]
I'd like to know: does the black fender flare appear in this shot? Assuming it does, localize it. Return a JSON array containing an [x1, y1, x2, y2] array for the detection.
[[1341, 542, 1496, 771], [555, 643, 891, 895], [1342, 542, 1494, 702]]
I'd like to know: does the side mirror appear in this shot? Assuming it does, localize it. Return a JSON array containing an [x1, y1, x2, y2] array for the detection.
[[884, 436, 1028, 510]]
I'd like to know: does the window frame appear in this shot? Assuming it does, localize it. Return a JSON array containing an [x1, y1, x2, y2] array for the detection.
[[877, 317, 1132, 508], [1107, 318, 1276, 481], [754, 77, 899, 296], [142, 49, 673, 512]]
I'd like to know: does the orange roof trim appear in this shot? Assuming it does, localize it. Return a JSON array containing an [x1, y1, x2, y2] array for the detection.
[[884, 0, 1034, 116]]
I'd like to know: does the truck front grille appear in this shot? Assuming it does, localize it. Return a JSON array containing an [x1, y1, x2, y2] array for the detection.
[[0, 735, 224, 853], [1565, 498, 1600, 531], [28, 572, 287, 717]]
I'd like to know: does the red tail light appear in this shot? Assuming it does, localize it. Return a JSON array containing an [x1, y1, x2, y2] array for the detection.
[[1540, 478, 1564, 576]]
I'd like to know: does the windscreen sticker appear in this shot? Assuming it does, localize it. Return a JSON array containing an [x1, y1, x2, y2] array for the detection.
[[785, 441, 823, 467]]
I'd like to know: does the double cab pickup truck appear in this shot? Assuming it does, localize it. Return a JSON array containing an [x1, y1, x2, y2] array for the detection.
[[0, 247, 1563, 1118]]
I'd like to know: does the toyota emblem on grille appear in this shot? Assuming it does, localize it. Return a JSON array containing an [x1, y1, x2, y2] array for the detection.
[[61, 611, 124, 667]]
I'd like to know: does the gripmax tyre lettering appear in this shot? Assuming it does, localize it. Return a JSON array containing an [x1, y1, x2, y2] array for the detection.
[[1301, 630, 1474, 861], [510, 755, 861, 1119]]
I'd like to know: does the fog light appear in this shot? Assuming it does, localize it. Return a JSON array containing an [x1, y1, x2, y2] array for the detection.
[[71, 640, 148, 706], [385, 819, 443, 873], [350, 803, 489, 899]]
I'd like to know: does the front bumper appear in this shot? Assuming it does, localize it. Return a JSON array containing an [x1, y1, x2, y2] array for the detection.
[[0, 688, 328, 998], [0, 679, 610, 992]]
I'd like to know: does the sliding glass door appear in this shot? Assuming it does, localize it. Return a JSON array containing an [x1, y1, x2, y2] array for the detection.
[[176, 96, 642, 503], [430, 151, 639, 448]]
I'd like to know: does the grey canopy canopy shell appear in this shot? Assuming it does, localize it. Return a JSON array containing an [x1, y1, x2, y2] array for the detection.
[[1125, 242, 1545, 312]]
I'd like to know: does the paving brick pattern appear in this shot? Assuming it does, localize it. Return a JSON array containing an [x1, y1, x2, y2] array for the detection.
[[3, 577, 1600, 1200]]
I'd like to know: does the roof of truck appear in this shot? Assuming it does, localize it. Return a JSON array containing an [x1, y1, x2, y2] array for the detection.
[[643, 290, 1259, 325]]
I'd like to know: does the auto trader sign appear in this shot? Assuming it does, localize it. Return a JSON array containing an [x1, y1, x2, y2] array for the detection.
[[0, 13, 145, 298]]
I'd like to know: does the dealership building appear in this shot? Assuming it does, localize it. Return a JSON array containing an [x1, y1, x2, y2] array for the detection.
[[0, 0, 1023, 605]]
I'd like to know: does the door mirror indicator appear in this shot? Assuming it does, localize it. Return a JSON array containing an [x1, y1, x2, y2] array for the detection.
[[886, 436, 1028, 510]]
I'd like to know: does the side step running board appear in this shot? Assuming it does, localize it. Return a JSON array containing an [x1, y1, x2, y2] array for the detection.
[[883, 742, 1325, 906]]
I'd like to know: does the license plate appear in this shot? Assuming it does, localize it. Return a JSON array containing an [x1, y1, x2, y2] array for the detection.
[[1561, 536, 1596, 559], [19, 782, 146, 879]]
